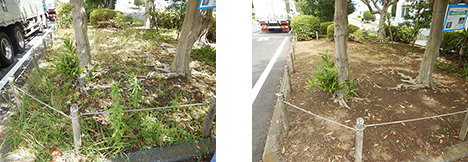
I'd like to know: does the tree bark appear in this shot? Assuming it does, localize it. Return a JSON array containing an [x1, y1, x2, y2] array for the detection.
[[334, 0, 349, 108], [170, 0, 213, 78], [414, 0, 448, 87], [71, 0, 91, 93]]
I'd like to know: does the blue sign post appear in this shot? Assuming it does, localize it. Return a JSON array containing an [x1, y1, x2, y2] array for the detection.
[[198, 0, 215, 10], [443, 4, 468, 32]]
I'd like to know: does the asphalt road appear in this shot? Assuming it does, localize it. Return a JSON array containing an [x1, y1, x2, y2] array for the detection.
[[252, 20, 291, 162]]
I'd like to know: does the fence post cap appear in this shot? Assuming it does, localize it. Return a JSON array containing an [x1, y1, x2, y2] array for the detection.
[[355, 117, 365, 131]]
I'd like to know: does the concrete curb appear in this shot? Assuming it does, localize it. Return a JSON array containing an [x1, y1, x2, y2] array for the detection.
[[106, 138, 216, 162], [262, 98, 285, 162]]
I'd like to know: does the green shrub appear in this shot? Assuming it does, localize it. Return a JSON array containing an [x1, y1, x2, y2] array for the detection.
[[327, 24, 334, 39], [191, 45, 216, 67], [350, 29, 370, 41], [90, 8, 122, 28], [326, 23, 360, 39], [156, 10, 183, 29], [357, 15, 361, 18], [395, 26, 415, 43], [291, 15, 320, 41], [441, 31, 463, 54], [54, 37, 78, 78], [319, 22, 333, 35], [56, 3, 72, 28], [305, 49, 343, 94], [383, 24, 400, 41], [111, 13, 144, 27], [207, 13, 216, 43], [348, 24, 359, 34], [363, 10, 376, 22]]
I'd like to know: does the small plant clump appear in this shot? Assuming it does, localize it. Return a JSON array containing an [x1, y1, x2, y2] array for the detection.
[[305, 49, 358, 98]]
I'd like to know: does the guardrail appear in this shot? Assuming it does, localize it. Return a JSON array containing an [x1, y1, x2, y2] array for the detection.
[[277, 34, 468, 162]]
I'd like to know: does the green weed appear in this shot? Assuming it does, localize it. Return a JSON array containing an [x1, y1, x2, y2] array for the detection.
[[305, 49, 343, 94]]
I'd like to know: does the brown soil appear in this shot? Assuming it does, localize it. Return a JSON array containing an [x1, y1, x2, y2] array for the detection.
[[278, 39, 468, 161]]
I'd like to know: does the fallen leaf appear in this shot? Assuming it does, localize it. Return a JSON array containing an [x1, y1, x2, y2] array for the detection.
[[396, 140, 400, 143], [365, 109, 369, 112], [400, 105, 405, 108], [440, 139, 443, 143], [344, 120, 351, 123], [50, 148, 61, 157], [383, 134, 388, 139], [376, 118, 382, 121], [374, 144, 379, 147], [401, 122, 406, 126], [282, 147, 285, 154], [326, 132, 334, 136]]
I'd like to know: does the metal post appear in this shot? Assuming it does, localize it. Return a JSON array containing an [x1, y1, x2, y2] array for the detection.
[[355, 117, 365, 162], [289, 52, 294, 73], [70, 105, 81, 152], [459, 110, 468, 140], [202, 97, 216, 137], [8, 76, 22, 112], [277, 93, 289, 131]]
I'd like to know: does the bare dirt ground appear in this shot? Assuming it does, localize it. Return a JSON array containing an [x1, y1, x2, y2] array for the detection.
[[278, 38, 468, 161]]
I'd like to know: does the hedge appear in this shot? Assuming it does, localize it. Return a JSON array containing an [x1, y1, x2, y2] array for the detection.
[[90, 8, 122, 28], [56, 3, 72, 28], [326, 23, 360, 39], [291, 15, 320, 41]]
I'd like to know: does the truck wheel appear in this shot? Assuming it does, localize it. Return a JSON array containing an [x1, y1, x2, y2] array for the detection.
[[0, 32, 14, 68], [8, 26, 25, 54]]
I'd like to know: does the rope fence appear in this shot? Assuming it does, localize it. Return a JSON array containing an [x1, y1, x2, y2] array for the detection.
[[274, 34, 468, 162]]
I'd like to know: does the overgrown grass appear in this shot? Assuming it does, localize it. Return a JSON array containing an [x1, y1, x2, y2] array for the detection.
[[7, 27, 216, 160]]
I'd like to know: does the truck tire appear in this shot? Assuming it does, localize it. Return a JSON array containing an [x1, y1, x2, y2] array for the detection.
[[0, 32, 14, 68], [8, 26, 25, 54]]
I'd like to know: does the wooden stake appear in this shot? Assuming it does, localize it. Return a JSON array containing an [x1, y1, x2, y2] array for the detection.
[[70, 105, 81, 152], [202, 97, 216, 137], [8, 76, 22, 112], [355, 117, 365, 162]]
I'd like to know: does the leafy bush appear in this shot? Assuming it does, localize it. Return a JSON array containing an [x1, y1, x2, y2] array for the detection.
[[348, 24, 359, 34], [90, 8, 122, 28], [54, 37, 78, 78], [111, 13, 144, 27], [350, 29, 370, 41], [441, 31, 464, 54], [327, 24, 334, 39], [383, 24, 400, 41], [326, 23, 360, 39], [191, 45, 216, 67], [156, 10, 183, 29], [363, 10, 376, 22], [319, 22, 333, 35], [395, 26, 415, 43], [305, 49, 343, 93], [291, 15, 320, 41], [207, 13, 216, 43], [56, 3, 72, 28]]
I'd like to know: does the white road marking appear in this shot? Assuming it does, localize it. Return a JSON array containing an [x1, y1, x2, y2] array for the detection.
[[257, 37, 270, 41], [252, 36, 288, 105]]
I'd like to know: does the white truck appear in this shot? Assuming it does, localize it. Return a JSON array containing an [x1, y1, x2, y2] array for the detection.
[[0, 0, 48, 67], [253, 0, 290, 32]]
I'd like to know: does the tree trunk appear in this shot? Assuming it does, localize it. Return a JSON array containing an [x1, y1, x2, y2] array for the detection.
[[170, 0, 213, 78], [334, 0, 349, 108], [377, 10, 387, 40], [71, 0, 91, 93], [109, 0, 115, 9], [414, 0, 448, 87]]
